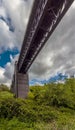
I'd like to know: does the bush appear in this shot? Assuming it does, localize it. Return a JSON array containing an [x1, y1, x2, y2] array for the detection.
[[0, 79, 75, 129], [42, 79, 75, 109], [0, 84, 10, 92]]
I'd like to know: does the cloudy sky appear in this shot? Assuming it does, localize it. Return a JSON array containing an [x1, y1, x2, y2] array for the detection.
[[0, 0, 75, 86]]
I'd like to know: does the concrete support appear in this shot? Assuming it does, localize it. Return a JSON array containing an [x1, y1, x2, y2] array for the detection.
[[11, 62, 29, 98], [15, 73, 29, 98]]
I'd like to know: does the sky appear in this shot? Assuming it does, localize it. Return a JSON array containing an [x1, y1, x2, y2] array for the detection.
[[0, 0, 75, 86]]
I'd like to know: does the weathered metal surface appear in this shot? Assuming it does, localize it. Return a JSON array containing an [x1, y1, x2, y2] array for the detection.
[[17, 0, 74, 73]]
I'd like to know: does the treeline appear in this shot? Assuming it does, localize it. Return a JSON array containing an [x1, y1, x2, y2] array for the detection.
[[0, 79, 75, 129]]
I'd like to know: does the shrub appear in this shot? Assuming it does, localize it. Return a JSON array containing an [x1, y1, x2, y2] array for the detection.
[[0, 84, 10, 92], [0, 78, 75, 129]]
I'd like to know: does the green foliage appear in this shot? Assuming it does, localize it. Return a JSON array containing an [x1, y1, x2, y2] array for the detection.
[[0, 84, 10, 92], [0, 79, 75, 129], [40, 79, 75, 109], [0, 91, 13, 100], [29, 86, 45, 100], [0, 118, 32, 130]]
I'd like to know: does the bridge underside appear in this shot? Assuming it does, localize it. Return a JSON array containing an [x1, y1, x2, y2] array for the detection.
[[11, 0, 74, 98], [18, 0, 74, 74]]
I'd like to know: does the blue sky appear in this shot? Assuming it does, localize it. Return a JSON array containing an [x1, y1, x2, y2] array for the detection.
[[0, 48, 19, 67], [0, 0, 75, 86]]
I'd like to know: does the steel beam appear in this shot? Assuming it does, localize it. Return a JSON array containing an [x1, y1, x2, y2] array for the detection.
[[18, 0, 74, 73]]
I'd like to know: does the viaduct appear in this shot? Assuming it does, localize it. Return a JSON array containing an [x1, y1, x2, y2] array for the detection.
[[11, 0, 74, 98]]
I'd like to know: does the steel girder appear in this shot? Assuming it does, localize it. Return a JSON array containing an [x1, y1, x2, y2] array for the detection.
[[17, 0, 74, 73]]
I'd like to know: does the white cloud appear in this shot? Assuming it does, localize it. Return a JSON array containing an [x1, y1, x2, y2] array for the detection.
[[0, 54, 19, 86], [0, 67, 9, 86], [72, 1, 75, 8], [0, 67, 5, 80], [0, 6, 6, 16], [0, 0, 34, 52]]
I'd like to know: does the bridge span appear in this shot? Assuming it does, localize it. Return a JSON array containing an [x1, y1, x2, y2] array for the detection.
[[11, 0, 74, 98]]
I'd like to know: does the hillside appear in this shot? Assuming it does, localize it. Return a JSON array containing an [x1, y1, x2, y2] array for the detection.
[[0, 79, 75, 130]]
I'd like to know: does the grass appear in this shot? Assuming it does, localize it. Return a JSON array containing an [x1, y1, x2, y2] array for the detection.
[[1, 116, 75, 130], [0, 79, 75, 129]]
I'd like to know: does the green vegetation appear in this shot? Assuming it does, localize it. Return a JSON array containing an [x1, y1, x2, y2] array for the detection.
[[0, 79, 75, 130]]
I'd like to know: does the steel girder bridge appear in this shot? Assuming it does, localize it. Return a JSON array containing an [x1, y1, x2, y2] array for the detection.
[[11, 0, 74, 98]]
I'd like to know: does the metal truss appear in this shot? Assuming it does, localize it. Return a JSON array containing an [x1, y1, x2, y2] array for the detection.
[[17, 0, 74, 73]]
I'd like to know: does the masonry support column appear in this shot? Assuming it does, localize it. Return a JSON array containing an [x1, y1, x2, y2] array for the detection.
[[14, 61, 29, 98]]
